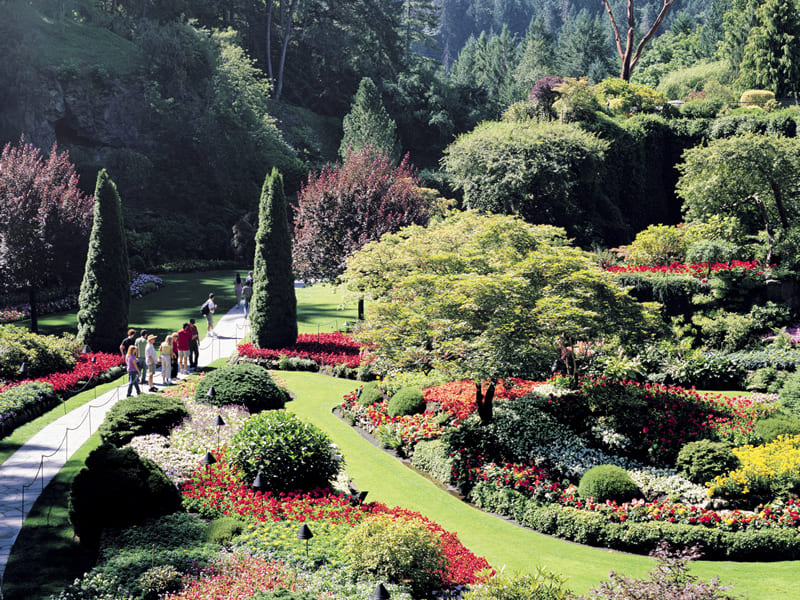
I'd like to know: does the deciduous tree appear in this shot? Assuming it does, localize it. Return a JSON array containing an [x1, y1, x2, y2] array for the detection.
[[292, 147, 430, 283], [676, 133, 800, 264], [77, 169, 130, 353], [0, 136, 93, 332], [250, 168, 297, 349], [343, 212, 662, 423]]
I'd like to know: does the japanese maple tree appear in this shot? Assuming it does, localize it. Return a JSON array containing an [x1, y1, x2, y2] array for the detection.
[[0, 136, 93, 331]]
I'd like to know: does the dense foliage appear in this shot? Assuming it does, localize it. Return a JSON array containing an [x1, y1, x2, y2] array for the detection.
[[249, 168, 298, 349], [76, 170, 130, 353], [98, 394, 188, 447], [0, 137, 93, 331], [293, 147, 430, 282], [194, 362, 287, 414]]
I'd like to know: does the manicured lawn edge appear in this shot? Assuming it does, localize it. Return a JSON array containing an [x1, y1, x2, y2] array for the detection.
[[276, 370, 800, 600]]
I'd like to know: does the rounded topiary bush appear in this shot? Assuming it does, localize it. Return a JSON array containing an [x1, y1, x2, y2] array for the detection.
[[358, 381, 384, 407], [205, 516, 246, 545], [98, 394, 188, 446], [69, 444, 182, 547], [343, 514, 447, 599], [578, 464, 640, 503], [229, 410, 341, 492], [194, 362, 287, 413], [387, 386, 426, 417], [675, 439, 740, 484]]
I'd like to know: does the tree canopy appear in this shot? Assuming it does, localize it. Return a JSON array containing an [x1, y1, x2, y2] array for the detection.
[[343, 211, 663, 384], [292, 147, 430, 282], [0, 137, 93, 331]]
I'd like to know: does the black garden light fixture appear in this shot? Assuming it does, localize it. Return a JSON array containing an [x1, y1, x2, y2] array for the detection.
[[201, 451, 217, 471], [373, 582, 391, 600], [82, 344, 92, 354], [18, 362, 28, 378], [297, 523, 313, 556], [206, 386, 216, 401], [215, 414, 225, 446], [252, 471, 265, 492]]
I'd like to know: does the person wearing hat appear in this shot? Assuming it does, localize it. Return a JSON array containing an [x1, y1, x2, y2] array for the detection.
[[145, 334, 159, 392]]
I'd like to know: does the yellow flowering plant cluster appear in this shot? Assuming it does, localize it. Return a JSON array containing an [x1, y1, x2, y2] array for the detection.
[[707, 434, 800, 502]]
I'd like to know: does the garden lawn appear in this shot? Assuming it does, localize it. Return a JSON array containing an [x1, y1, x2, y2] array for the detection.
[[277, 371, 800, 600], [17, 275, 355, 339]]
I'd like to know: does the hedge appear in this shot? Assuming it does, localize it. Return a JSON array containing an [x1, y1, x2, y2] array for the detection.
[[469, 481, 800, 560], [0, 382, 58, 437]]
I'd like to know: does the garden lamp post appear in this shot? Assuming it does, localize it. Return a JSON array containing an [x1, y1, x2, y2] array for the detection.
[[202, 451, 216, 472], [252, 471, 265, 493], [215, 414, 225, 447], [18, 362, 28, 378], [373, 582, 391, 599], [297, 523, 313, 556], [206, 386, 216, 402]]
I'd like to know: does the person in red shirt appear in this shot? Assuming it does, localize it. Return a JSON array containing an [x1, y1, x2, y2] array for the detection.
[[177, 322, 192, 375], [188, 318, 200, 371]]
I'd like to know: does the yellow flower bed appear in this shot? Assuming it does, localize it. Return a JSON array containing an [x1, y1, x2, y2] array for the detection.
[[707, 434, 800, 501]]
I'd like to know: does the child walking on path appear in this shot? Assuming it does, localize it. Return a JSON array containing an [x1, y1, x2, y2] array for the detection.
[[125, 346, 141, 397]]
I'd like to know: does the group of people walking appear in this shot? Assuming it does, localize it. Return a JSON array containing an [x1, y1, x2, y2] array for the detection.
[[120, 319, 202, 397], [121, 274, 247, 397]]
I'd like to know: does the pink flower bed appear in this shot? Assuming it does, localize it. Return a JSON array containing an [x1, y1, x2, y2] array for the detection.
[[237, 332, 370, 368], [606, 260, 766, 278]]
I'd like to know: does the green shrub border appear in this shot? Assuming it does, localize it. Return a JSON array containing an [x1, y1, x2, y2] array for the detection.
[[468, 481, 800, 560]]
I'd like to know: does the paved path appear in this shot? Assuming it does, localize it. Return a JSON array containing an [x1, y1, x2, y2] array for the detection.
[[0, 304, 249, 591]]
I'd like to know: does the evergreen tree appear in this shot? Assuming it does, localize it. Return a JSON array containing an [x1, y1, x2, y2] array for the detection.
[[738, 0, 800, 97], [339, 77, 400, 161], [249, 167, 297, 349], [557, 10, 612, 80], [77, 170, 130, 353], [515, 16, 556, 95]]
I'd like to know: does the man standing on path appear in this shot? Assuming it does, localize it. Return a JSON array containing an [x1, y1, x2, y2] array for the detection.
[[135, 330, 148, 379], [177, 322, 191, 374], [188, 318, 199, 371], [201, 293, 217, 337], [119, 329, 136, 357]]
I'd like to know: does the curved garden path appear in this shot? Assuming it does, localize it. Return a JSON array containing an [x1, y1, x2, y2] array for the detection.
[[277, 370, 799, 600]]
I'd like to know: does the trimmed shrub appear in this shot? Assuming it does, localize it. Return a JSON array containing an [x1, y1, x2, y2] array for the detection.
[[675, 440, 740, 485], [461, 567, 570, 600], [138, 565, 183, 600], [578, 465, 640, 503], [98, 394, 187, 446], [69, 444, 182, 547], [0, 381, 58, 436], [343, 513, 447, 599], [195, 362, 287, 413], [755, 415, 800, 443], [229, 410, 342, 492], [388, 386, 426, 417], [0, 325, 78, 380], [411, 439, 453, 485], [205, 516, 246, 545], [358, 380, 383, 407], [740, 89, 774, 108]]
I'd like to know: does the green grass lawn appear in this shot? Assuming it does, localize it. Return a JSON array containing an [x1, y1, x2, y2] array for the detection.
[[19, 274, 355, 340], [277, 370, 800, 600]]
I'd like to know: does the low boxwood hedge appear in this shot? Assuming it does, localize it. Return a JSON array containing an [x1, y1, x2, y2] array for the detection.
[[468, 480, 800, 560], [0, 381, 58, 436], [98, 394, 188, 447]]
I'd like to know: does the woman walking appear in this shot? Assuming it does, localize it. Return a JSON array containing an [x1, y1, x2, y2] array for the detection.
[[145, 334, 158, 392], [125, 346, 142, 397]]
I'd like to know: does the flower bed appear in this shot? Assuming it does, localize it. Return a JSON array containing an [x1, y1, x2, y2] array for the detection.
[[238, 332, 370, 369], [180, 457, 491, 589], [606, 260, 765, 278]]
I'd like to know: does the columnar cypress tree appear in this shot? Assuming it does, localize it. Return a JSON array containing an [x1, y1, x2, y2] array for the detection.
[[77, 169, 130, 353], [249, 167, 297, 348]]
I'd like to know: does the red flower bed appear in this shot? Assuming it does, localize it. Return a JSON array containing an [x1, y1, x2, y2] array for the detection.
[[606, 260, 765, 278], [0, 352, 123, 394], [238, 332, 370, 368], [181, 457, 492, 587]]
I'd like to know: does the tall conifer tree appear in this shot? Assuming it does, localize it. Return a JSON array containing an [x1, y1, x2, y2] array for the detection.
[[339, 77, 400, 161], [77, 169, 130, 353], [249, 168, 297, 349]]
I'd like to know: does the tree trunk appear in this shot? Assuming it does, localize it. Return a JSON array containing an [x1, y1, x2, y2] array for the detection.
[[274, 0, 299, 102], [358, 296, 364, 321], [28, 286, 38, 333], [266, 0, 274, 89], [475, 380, 496, 425]]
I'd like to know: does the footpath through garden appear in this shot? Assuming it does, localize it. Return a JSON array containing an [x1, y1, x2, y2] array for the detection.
[[0, 304, 250, 588]]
